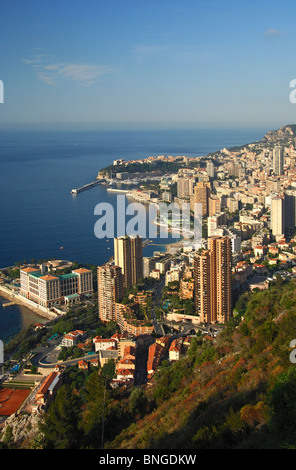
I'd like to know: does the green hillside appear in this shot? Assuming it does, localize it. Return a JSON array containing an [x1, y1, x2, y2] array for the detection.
[[105, 278, 296, 449]]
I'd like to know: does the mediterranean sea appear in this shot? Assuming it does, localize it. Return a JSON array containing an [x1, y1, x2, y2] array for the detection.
[[0, 127, 268, 341]]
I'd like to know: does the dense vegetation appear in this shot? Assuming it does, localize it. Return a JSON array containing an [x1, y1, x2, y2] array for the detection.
[[4, 276, 296, 449], [100, 159, 199, 177]]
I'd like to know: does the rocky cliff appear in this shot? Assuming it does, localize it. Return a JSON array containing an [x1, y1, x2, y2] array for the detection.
[[263, 124, 296, 144], [0, 410, 44, 448]]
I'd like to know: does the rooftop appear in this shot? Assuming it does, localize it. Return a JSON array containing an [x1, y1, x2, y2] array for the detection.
[[59, 273, 78, 279], [21, 267, 39, 273], [40, 275, 59, 281], [28, 272, 44, 279], [72, 268, 92, 274]]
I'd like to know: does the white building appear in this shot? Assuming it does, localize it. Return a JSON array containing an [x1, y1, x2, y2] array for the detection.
[[60, 330, 86, 347], [20, 267, 93, 309], [273, 146, 284, 176], [93, 337, 117, 352], [271, 194, 285, 237], [208, 213, 227, 237]]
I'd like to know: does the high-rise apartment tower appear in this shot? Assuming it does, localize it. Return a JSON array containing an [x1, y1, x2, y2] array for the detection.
[[114, 235, 143, 288]]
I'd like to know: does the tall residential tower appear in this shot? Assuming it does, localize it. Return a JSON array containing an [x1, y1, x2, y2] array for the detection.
[[114, 235, 143, 288], [273, 146, 284, 176], [97, 263, 124, 322], [194, 236, 232, 324]]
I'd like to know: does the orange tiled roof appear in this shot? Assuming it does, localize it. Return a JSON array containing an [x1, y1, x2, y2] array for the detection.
[[37, 372, 58, 396], [72, 268, 92, 274], [21, 267, 39, 273], [40, 275, 59, 281], [117, 369, 134, 376]]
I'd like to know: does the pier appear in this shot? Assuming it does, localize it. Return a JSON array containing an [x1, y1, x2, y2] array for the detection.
[[70, 179, 104, 194], [2, 301, 15, 307]]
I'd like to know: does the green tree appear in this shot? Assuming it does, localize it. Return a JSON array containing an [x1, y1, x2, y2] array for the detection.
[[269, 366, 296, 442], [129, 387, 147, 417], [80, 371, 107, 447], [41, 385, 82, 449], [2, 425, 14, 449]]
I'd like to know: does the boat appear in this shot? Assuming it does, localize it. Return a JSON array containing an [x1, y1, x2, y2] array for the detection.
[[59, 247, 64, 250]]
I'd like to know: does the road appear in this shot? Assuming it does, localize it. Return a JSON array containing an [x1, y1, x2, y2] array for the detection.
[[30, 337, 100, 369]]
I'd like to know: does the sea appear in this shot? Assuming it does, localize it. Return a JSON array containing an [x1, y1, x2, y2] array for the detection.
[[0, 127, 268, 342]]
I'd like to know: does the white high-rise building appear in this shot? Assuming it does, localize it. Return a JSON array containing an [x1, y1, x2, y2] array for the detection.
[[271, 194, 285, 237], [273, 146, 284, 176], [206, 161, 215, 178]]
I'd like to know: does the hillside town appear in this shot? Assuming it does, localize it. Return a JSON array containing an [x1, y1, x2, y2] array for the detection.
[[2, 125, 296, 443]]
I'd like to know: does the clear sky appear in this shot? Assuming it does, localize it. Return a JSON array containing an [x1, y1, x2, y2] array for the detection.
[[1, 0, 296, 130]]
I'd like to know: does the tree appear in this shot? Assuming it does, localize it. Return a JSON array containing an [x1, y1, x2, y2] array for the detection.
[[269, 366, 296, 441], [2, 425, 14, 449], [101, 359, 116, 381], [41, 385, 82, 449], [129, 387, 147, 417], [80, 371, 107, 447]]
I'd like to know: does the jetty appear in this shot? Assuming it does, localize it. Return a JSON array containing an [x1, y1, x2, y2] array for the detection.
[[2, 301, 15, 307], [70, 179, 104, 194]]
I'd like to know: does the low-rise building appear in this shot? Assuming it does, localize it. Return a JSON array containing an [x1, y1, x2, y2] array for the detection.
[[60, 330, 86, 347], [169, 339, 182, 362], [147, 342, 166, 378], [99, 349, 119, 368], [93, 337, 117, 352], [35, 371, 62, 407]]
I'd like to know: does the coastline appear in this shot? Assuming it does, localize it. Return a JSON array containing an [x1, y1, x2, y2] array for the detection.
[[164, 239, 185, 254], [0, 285, 57, 322]]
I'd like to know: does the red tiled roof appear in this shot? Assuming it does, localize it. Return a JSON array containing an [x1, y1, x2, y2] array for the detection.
[[37, 372, 58, 396]]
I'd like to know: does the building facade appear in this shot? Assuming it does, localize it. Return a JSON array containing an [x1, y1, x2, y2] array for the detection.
[[97, 263, 124, 322], [114, 235, 143, 288], [273, 146, 284, 176], [20, 267, 93, 308], [194, 236, 232, 324], [193, 181, 210, 217]]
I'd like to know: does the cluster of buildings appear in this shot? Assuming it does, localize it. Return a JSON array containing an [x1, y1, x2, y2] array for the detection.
[[10, 132, 296, 418], [146, 336, 194, 380], [101, 135, 296, 328], [98, 235, 154, 335], [92, 333, 137, 386]]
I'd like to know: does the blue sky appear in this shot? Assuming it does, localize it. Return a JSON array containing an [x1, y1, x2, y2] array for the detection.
[[1, 0, 296, 130]]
